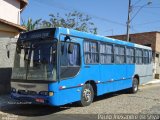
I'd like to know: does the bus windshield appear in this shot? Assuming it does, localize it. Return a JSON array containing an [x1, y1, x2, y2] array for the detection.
[[11, 41, 57, 81]]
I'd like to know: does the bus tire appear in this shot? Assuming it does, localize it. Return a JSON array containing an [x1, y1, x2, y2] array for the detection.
[[80, 84, 94, 107], [130, 78, 139, 93]]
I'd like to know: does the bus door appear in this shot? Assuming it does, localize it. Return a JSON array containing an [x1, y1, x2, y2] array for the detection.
[[57, 35, 82, 105]]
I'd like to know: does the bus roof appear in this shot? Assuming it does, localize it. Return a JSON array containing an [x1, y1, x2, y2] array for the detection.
[[57, 27, 152, 50], [19, 27, 152, 50]]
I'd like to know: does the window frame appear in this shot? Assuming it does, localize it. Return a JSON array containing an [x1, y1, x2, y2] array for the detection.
[[126, 47, 135, 64], [114, 45, 126, 64], [143, 49, 149, 64], [148, 50, 152, 64], [59, 41, 81, 80], [60, 41, 81, 67], [135, 48, 143, 64], [84, 40, 99, 64], [99, 42, 114, 64]]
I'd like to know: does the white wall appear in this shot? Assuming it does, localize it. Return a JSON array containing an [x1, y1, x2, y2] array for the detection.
[[0, 0, 20, 24]]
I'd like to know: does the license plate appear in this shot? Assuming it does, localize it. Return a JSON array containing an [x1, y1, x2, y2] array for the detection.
[[35, 98, 44, 103]]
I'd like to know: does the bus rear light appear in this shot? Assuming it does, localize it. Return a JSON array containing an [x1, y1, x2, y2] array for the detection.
[[35, 98, 44, 103]]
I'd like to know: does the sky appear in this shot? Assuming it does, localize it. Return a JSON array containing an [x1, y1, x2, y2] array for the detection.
[[21, 0, 160, 36]]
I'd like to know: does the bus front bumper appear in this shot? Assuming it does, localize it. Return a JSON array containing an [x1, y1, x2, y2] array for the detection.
[[11, 92, 52, 105]]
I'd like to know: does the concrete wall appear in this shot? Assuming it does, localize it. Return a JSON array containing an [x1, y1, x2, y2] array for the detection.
[[155, 33, 160, 77], [156, 33, 160, 53], [0, 0, 24, 94], [0, 38, 17, 94], [0, 31, 16, 38], [109, 32, 157, 52]]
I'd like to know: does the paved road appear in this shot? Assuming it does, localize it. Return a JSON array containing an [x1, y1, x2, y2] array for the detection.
[[0, 83, 160, 120]]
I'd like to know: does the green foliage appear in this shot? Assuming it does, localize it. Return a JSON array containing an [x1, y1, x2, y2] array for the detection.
[[22, 11, 97, 34], [22, 18, 41, 31]]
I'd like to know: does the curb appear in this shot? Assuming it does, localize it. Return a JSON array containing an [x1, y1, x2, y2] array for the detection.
[[142, 79, 160, 85]]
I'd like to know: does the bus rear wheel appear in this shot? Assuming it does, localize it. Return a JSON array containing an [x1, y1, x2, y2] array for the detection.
[[80, 84, 94, 107], [130, 78, 139, 93]]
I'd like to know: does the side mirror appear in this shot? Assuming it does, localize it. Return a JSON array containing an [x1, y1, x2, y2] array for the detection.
[[64, 35, 70, 41], [68, 43, 74, 54]]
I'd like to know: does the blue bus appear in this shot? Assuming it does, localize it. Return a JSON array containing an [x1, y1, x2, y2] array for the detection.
[[11, 27, 153, 106]]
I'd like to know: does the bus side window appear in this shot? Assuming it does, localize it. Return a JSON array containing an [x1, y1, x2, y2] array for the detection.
[[114, 45, 125, 64], [60, 42, 80, 66], [143, 50, 149, 64], [135, 49, 143, 64], [68, 44, 80, 66], [60, 42, 80, 79], [100, 43, 113, 64], [148, 51, 152, 63], [84, 41, 99, 64], [126, 47, 134, 64]]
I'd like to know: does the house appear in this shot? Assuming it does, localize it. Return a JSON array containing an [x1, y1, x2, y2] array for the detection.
[[0, 0, 28, 94], [108, 31, 160, 79], [0, 0, 27, 37]]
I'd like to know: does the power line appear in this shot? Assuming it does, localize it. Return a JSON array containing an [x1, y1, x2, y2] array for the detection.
[[33, 0, 126, 27], [126, 0, 152, 41], [130, 2, 152, 22], [132, 0, 142, 6], [130, 6, 145, 22], [134, 6, 160, 8], [134, 20, 160, 26]]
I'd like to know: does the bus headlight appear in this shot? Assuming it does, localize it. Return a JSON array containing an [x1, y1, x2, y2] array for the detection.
[[39, 91, 54, 96], [48, 91, 54, 96], [11, 88, 16, 93]]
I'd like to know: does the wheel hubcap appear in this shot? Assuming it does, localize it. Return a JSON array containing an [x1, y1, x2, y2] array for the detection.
[[83, 89, 92, 102], [133, 80, 138, 91]]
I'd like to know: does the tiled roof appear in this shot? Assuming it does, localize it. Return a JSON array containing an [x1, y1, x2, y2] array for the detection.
[[19, 0, 28, 9], [0, 18, 26, 31]]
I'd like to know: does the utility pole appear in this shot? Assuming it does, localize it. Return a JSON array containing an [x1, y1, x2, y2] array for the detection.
[[126, 0, 152, 42], [126, 0, 131, 42]]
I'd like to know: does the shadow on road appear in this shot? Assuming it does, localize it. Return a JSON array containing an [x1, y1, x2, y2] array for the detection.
[[0, 89, 130, 117], [94, 89, 129, 102], [0, 104, 71, 116]]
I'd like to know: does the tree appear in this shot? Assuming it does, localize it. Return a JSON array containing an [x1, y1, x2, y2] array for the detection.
[[22, 18, 41, 31], [42, 11, 97, 34]]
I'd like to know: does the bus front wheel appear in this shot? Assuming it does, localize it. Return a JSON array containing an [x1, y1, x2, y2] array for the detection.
[[80, 84, 94, 107], [130, 78, 139, 93]]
